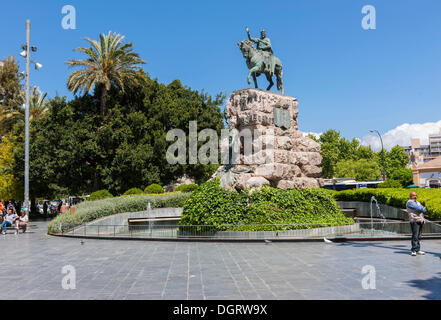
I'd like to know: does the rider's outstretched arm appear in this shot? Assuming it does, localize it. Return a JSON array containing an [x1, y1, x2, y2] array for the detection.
[[246, 29, 259, 43]]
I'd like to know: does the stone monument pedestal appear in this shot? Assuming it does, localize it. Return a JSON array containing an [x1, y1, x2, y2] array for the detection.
[[214, 88, 324, 190]]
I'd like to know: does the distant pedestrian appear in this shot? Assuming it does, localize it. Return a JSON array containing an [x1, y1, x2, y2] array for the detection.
[[60, 202, 68, 214], [406, 192, 427, 256], [7, 201, 16, 215], [43, 201, 48, 216]]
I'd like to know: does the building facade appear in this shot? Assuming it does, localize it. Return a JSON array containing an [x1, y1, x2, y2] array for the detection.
[[403, 128, 441, 188], [411, 157, 441, 188], [404, 129, 441, 165]]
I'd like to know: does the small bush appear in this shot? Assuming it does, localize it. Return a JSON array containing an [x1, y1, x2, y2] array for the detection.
[[89, 190, 113, 201], [175, 184, 198, 193], [377, 180, 402, 188], [144, 184, 164, 194], [123, 188, 144, 196]]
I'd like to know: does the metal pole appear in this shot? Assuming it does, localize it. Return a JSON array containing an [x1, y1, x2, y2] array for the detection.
[[376, 131, 386, 181], [24, 20, 30, 216], [371, 129, 386, 181]]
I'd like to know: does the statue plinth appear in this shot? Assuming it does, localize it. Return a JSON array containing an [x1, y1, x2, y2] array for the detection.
[[214, 88, 324, 190]]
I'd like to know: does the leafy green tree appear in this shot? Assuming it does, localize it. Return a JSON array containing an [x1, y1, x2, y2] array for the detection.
[[66, 31, 146, 116], [355, 145, 377, 161], [0, 56, 24, 136], [12, 72, 224, 198], [377, 180, 402, 188], [389, 168, 414, 187], [381, 145, 409, 178], [306, 133, 319, 142], [334, 159, 381, 181], [318, 130, 378, 178], [0, 135, 21, 199]]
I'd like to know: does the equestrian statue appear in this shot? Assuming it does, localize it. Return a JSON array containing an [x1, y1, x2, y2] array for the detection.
[[238, 27, 284, 94]]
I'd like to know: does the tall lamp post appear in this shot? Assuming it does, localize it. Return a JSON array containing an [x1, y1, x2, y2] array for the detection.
[[370, 129, 386, 181], [20, 20, 42, 216]]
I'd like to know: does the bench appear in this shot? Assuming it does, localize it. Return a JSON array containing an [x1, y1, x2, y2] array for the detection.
[[2, 223, 31, 234]]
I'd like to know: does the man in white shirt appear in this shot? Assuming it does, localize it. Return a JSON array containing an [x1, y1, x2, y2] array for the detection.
[[406, 192, 428, 256]]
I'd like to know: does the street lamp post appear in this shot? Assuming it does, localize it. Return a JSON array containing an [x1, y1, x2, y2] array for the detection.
[[21, 20, 42, 216], [24, 20, 30, 216], [370, 129, 386, 181]]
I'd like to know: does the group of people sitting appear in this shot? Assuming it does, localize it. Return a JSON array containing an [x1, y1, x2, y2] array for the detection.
[[0, 201, 29, 235]]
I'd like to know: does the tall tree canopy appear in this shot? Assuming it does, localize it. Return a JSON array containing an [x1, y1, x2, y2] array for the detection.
[[12, 72, 225, 198], [0, 56, 24, 136], [0, 135, 21, 199], [317, 129, 409, 181]]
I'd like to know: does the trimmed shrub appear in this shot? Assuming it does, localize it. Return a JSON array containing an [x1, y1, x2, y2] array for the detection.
[[123, 188, 144, 196], [377, 180, 402, 188], [144, 184, 164, 194], [47, 192, 192, 234], [180, 179, 248, 227], [180, 179, 353, 231], [89, 190, 113, 201], [175, 184, 198, 193], [325, 188, 441, 219]]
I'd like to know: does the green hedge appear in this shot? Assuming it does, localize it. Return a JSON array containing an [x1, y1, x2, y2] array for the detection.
[[89, 189, 113, 201], [175, 184, 198, 193], [180, 179, 353, 231], [144, 184, 165, 194], [47, 192, 192, 234], [123, 187, 144, 196], [326, 188, 441, 219]]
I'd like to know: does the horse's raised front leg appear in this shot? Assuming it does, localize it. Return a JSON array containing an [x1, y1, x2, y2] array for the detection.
[[248, 66, 260, 86]]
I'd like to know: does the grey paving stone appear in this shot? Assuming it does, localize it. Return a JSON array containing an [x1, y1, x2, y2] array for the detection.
[[1, 221, 441, 300]]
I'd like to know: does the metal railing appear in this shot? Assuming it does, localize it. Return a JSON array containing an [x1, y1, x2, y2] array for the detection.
[[56, 220, 441, 240]]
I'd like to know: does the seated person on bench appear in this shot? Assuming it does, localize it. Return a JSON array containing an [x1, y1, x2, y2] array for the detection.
[[16, 210, 29, 233], [2, 208, 18, 234]]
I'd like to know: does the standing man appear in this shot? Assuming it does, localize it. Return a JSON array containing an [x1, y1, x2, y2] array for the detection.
[[406, 192, 427, 256]]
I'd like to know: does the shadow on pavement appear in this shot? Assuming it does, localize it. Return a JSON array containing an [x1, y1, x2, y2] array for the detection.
[[405, 272, 441, 300], [335, 242, 441, 258]]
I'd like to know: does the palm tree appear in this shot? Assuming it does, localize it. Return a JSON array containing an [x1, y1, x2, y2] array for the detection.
[[0, 87, 48, 133], [27, 87, 48, 121], [66, 31, 146, 116]]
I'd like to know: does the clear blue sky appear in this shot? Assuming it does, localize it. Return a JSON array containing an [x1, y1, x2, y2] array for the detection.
[[2, 0, 441, 141]]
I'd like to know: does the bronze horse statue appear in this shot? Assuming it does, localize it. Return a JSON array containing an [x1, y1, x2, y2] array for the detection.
[[238, 40, 284, 94]]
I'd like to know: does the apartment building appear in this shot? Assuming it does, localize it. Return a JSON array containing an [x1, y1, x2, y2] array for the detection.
[[404, 128, 441, 188], [404, 129, 441, 165]]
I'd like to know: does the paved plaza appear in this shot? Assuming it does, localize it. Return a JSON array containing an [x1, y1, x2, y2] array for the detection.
[[1, 221, 440, 300]]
